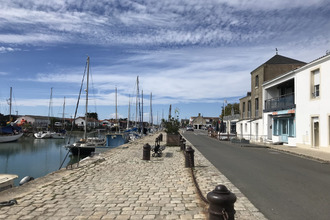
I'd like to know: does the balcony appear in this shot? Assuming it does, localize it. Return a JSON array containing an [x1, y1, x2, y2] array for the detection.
[[264, 93, 295, 112]]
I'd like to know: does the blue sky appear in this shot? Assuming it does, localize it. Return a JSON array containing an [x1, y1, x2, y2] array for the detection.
[[0, 0, 329, 122]]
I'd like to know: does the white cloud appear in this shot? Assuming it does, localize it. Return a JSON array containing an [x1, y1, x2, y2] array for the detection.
[[1, 0, 328, 47], [0, 46, 19, 53]]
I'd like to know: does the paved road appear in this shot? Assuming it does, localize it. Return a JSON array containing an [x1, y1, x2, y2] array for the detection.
[[183, 130, 330, 220]]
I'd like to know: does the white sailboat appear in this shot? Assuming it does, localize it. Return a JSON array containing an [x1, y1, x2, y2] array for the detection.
[[34, 88, 54, 139], [51, 97, 66, 139], [66, 57, 105, 155], [0, 87, 23, 143]]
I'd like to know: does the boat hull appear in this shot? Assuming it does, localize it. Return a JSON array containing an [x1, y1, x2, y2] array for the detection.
[[0, 133, 23, 143], [67, 146, 96, 156], [0, 174, 18, 192]]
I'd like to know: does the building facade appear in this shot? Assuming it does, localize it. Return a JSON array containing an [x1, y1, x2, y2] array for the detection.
[[237, 54, 306, 142], [295, 54, 330, 150]]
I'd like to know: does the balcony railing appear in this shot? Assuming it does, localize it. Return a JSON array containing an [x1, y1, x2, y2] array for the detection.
[[264, 93, 295, 112]]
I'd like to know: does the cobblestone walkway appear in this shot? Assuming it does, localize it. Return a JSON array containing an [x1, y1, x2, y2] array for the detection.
[[0, 132, 266, 219]]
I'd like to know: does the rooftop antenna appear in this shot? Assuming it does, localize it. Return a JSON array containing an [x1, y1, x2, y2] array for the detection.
[[275, 48, 278, 55]]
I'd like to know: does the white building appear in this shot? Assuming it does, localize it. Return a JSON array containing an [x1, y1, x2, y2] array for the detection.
[[295, 54, 330, 150], [74, 117, 100, 128], [263, 69, 296, 146], [262, 53, 330, 150]]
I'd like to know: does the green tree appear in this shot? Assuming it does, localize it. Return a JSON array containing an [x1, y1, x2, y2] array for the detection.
[[87, 112, 98, 120], [221, 103, 240, 117]]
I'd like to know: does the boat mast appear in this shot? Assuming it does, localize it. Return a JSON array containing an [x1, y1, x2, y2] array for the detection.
[[135, 76, 139, 127], [150, 92, 153, 127], [62, 97, 66, 128], [127, 94, 130, 130], [48, 87, 53, 130], [115, 86, 118, 132], [84, 56, 90, 140], [9, 87, 12, 121], [141, 90, 143, 134]]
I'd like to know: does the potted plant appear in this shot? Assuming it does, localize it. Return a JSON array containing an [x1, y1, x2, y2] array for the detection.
[[163, 116, 181, 146]]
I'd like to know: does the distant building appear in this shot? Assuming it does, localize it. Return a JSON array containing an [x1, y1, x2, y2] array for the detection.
[[190, 113, 219, 130], [74, 117, 100, 128], [262, 53, 330, 149], [237, 54, 306, 141], [16, 115, 50, 127]]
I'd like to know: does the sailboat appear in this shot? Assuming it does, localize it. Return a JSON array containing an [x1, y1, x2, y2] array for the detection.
[[34, 88, 55, 139], [105, 86, 129, 147], [51, 97, 66, 139], [66, 57, 105, 155], [0, 87, 23, 143]]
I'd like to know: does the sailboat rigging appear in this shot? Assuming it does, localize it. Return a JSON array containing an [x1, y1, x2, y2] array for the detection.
[[66, 56, 105, 155], [0, 87, 23, 143]]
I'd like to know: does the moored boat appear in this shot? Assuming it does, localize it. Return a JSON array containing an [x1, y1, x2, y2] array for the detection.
[[65, 56, 105, 156], [0, 174, 18, 192]]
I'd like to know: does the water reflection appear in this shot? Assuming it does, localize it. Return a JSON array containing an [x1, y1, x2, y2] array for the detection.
[[0, 134, 84, 186]]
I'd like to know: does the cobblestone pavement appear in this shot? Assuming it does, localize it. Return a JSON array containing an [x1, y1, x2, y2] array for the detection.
[[0, 132, 266, 219]]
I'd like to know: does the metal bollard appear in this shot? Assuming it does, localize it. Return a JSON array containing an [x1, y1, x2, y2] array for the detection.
[[143, 143, 151, 160], [207, 185, 237, 220], [180, 139, 186, 151], [185, 146, 195, 168]]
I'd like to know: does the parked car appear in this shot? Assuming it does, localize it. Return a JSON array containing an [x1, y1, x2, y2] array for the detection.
[[186, 126, 194, 131]]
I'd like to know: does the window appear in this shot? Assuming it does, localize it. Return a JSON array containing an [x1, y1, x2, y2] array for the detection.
[[242, 102, 245, 118], [288, 118, 295, 137], [245, 123, 247, 132], [255, 75, 259, 87], [311, 69, 320, 98], [247, 101, 251, 118], [273, 119, 278, 135], [255, 98, 259, 117]]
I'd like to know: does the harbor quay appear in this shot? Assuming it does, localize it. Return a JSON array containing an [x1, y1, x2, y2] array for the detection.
[[0, 132, 266, 220]]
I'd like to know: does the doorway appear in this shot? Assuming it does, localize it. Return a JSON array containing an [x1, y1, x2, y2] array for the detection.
[[312, 117, 319, 148]]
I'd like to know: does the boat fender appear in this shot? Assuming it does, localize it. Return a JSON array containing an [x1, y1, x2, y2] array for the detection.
[[0, 199, 17, 207], [19, 176, 34, 186]]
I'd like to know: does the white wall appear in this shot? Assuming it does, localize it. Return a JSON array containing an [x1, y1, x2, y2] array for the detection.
[[296, 55, 330, 148]]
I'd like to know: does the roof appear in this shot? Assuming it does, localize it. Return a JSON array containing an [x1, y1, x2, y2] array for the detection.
[[251, 54, 306, 73]]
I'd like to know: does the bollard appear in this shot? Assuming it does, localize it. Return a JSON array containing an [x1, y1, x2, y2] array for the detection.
[[185, 146, 195, 168], [207, 185, 237, 220], [180, 139, 184, 151], [180, 139, 186, 151], [143, 143, 151, 160]]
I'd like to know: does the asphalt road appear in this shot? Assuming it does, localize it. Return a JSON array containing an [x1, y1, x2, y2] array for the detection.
[[183, 130, 330, 220]]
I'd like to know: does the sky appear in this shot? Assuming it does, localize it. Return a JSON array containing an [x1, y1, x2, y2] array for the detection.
[[0, 0, 329, 122]]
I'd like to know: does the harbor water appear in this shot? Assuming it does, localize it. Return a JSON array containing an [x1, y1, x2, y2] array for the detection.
[[0, 133, 118, 186]]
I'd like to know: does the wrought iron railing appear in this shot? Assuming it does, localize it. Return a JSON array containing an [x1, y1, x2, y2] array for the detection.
[[264, 93, 295, 112]]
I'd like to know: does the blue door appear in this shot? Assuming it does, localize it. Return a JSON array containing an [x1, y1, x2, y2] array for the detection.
[[280, 119, 288, 143]]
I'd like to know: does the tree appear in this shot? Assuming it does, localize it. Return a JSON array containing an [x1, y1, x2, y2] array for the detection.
[[221, 103, 240, 117], [87, 112, 98, 120]]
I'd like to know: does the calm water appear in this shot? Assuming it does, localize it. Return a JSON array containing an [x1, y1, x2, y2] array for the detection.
[[0, 134, 108, 186]]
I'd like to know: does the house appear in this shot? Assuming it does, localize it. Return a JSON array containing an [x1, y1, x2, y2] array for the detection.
[[15, 115, 50, 127], [237, 54, 306, 142], [74, 117, 100, 128], [295, 53, 330, 150], [223, 111, 240, 134], [190, 114, 219, 129], [262, 52, 330, 151], [262, 67, 297, 145]]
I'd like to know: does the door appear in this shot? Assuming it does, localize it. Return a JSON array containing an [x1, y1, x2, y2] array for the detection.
[[312, 117, 319, 147], [280, 119, 288, 143], [267, 115, 272, 140]]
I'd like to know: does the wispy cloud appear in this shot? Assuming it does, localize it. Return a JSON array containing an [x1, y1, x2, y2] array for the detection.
[[1, 0, 328, 48]]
